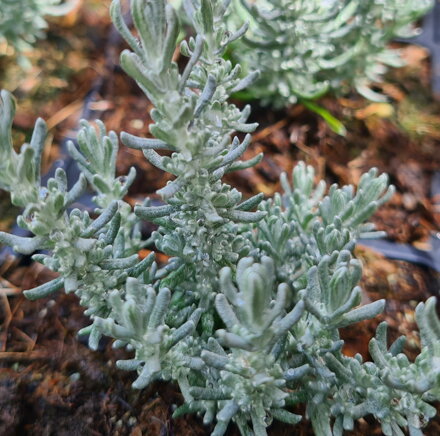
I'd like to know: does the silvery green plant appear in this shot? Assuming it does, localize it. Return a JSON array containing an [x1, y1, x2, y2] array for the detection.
[[227, 0, 433, 106], [0, 89, 154, 348], [0, 0, 77, 65], [0, 1, 439, 435]]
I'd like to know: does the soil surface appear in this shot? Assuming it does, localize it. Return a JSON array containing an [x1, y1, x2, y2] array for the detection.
[[1, 1, 440, 435]]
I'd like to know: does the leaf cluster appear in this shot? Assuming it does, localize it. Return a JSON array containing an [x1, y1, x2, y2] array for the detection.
[[224, 0, 433, 106], [0, 0, 77, 65], [0, 1, 439, 435]]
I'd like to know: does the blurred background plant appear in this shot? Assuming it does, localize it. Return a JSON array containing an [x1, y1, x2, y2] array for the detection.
[[223, 0, 434, 107], [0, 0, 80, 68]]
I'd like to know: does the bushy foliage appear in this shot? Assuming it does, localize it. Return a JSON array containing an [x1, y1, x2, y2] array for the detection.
[[0, 1, 439, 435], [226, 0, 433, 106], [0, 0, 76, 62]]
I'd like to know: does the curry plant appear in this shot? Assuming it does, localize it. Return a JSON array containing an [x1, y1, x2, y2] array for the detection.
[[226, 0, 433, 106], [0, 1, 439, 435], [0, 0, 77, 65]]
